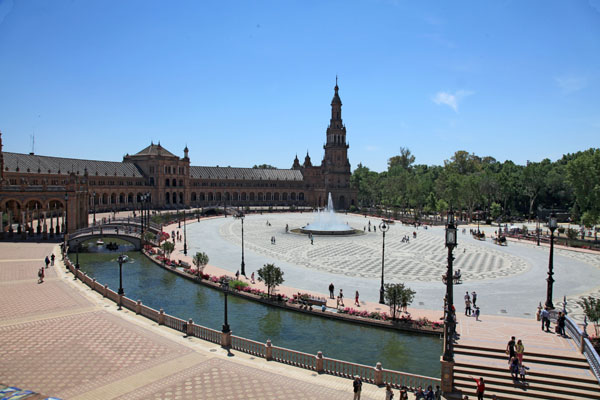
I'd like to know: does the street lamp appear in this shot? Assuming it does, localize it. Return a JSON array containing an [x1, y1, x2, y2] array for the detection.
[[64, 193, 69, 257], [117, 254, 125, 310], [545, 212, 558, 309], [221, 280, 230, 333], [378, 220, 390, 304], [235, 213, 246, 276], [443, 209, 458, 362], [92, 192, 96, 226], [183, 209, 187, 256]]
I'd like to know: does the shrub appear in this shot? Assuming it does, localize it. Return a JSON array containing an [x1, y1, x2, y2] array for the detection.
[[229, 280, 248, 290]]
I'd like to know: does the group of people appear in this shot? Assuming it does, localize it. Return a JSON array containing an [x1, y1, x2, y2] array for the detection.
[[38, 253, 55, 283], [328, 283, 361, 308], [171, 230, 182, 243], [383, 382, 441, 400], [506, 336, 528, 382], [540, 307, 567, 336], [464, 291, 480, 321]]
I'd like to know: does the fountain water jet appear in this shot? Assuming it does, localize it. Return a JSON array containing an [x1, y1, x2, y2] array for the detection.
[[297, 193, 360, 235]]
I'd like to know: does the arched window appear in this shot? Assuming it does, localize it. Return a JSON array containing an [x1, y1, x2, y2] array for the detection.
[[165, 192, 170, 204], [172, 178, 177, 187], [258, 192, 264, 201], [208, 193, 213, 202], [274, 192, 280, 201], [299, 192, 305, 201], [200, 193, 205, 202], [291, 192, 296, 201], [191, 192, 197, 202], [249, 192, 255, 201], [165, 179, 170, 187], [241, 192, 247, 201]]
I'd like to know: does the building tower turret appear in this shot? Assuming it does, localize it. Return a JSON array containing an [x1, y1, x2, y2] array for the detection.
[[323, 79, 350, 171]]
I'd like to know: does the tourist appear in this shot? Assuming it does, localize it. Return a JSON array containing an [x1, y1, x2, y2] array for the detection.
[[329, 282, 335, 299], [434, 385, 441, 400], [506, 336, 516, 362], [50, 253, 55, 266], [385, 383, 394, 400], [469, 376, 485, 400], [44, 256, 50, 269], [310, 237, 314, 245], [471, 291, 477, 307], [515, 339, 524, 364], [414, 387, 425, 399], [557, 311, 566, 336], [540, 307, 550, 332], [235, 270, 239, 280], [251, 272, 255, 284], [355, 290, 360, 307], [339, 289, 344, 302], [519, 363, 529, 382], [425, 385, 434, 400], [352, 375, 362, 400], [509, 356, 520, 379], [465, 294, 472, 316], [398, 386, 408, 400], [474, 307, 480, 321], [38, 267, 44, 283]]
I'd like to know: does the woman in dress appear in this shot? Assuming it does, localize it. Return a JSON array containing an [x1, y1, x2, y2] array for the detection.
[[515, 339, 525, 365]]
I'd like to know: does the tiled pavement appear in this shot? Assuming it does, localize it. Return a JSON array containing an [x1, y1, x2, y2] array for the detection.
[[0, 241, 383, 399]]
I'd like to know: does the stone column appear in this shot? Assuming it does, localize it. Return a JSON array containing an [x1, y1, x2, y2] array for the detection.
[[136, 300, 142, 315], [42, 211, 48, 239], [440, 356, 455, 394], [266, 339, 272, 361], [374, 362, 383, 386], [316, 351, 323, 372], [21, 211, 26, 239], [187, 319, 194, 336], [221, 331, 232, 347]]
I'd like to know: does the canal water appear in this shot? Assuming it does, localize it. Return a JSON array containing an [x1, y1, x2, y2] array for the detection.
[[75, 246, 441, 378]]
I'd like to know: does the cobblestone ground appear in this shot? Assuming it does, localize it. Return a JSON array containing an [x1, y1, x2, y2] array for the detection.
[[0, 241, 383, 400]]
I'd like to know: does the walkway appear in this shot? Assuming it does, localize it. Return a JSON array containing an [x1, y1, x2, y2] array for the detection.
[[0, 241, 387, 399]]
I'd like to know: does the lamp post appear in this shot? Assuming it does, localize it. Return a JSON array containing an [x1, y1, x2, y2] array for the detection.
[[545, 212, 558, 309], [183, 209, 187, 256], [237, 213, 246, 276], [75, 243, 80, 278], [378, 220, 390, 304], [537, 215, 540, 246], [443, 209, 458, 362], [64, 193, 69, 255], [117, 254, 125, 310], [221, 281, 230, 333], [92, 192, 96, 226]]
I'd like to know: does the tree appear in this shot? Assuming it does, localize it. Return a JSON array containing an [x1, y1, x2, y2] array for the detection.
[[161, 241, 175, 261], [193, 251, 209, 277], [490, 202, 502, 220], [578, 296, 600, 337], [388, 147, 415, 171], [257, 263, 284, 298], [143, 231, 155, 244], [252, 164, 276, 169], [384, 283, 415, 319]]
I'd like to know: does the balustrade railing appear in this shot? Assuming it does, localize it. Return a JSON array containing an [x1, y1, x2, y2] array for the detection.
[[191, 324, 221, 344], [140, 304, 160, 322], [121, 297, 137, 311], [323, 358, 375, 383], [382, 369, 440, 390], [232, 336, 266, 358], [164, 314, 186, 332], [565, 315, 600, 384], [272, 346, 317, 370]]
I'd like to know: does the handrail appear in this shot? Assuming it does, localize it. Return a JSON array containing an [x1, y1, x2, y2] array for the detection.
[[565, 315, 600, 384], [382, 368, 441, 390]]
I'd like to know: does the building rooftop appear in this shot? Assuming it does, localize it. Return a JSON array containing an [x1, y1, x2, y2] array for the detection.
[[190, 166, 303, 181]]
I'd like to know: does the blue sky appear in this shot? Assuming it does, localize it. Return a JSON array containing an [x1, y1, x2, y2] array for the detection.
[[0, 0, 599, 172]]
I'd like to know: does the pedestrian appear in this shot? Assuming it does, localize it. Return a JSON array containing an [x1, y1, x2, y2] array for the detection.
[[469, 376, 485, 400], [519, 364, 529, 382], [45, 256, 50, 269], [434, 385, 441, 400], [506, 336, 516, 362], [352, 375, 362, 400], [425, 385, 434, 400], [471, 291, 477, 307], [329, 283, 335, 299], [235, 270, 240, 280], [38, 267, 44, 283], [385, 383, 394, 400], [515, 339, 524, 364], [339, 289, 343, 301], [465, 297, 472, 316], [557, 311, 566, 336], [509, 356, 520, 379], [251, 272, 255, 284], [355, 290, 360, 307], [50, 253, 55, 266], [474, 307, 480, 321], [540, 307, 550, 332]]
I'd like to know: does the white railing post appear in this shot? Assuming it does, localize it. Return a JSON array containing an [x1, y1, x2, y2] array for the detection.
[[374, 362, 383, 385], [316, 351, 324, 373], [266, 339, 272, 360]]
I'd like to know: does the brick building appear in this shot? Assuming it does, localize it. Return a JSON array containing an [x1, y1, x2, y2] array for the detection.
[[0, 84, 356, 233]]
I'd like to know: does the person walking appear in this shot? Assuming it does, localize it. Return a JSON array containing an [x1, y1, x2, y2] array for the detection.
[[469, 376, 485, 400], [251, 272, 255, 284], [465, 297, 472, 316], [385, 384, 394, 400], [50, 253, 55, 266], [540, 307, 551, 332], [515, 339, 525, 364], [44, 256, 50, 269], [471, 291, 477, 307], [38, 267, 45, 283], [355, 290, 360, 307], [352, 375, 362, 400], [474, 307, 480, 321], [329, 283, 335, 299], [506, 336, 516, 362], [557, 311, 566, 336]]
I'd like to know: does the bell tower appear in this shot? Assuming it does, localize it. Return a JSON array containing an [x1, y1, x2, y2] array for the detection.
[[323, 78, 350, 173]]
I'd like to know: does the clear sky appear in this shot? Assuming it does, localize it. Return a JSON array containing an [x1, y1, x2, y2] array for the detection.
[[0, 0, 599, 172]]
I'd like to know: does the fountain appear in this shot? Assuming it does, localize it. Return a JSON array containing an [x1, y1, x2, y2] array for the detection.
[[296, 193, 361, 236]]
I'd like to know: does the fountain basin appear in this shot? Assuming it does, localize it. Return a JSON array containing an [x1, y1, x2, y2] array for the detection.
[[292, 227, 363, 236]]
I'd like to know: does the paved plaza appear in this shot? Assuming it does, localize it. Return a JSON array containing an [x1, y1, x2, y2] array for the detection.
[[185, 212, 600, 322]]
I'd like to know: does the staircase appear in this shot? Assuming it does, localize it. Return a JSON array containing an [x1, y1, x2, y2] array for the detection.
[[452, 343, 600, 399]]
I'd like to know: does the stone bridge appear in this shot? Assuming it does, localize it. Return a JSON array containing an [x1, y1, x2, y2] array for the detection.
[[67, 220, 161, 251]]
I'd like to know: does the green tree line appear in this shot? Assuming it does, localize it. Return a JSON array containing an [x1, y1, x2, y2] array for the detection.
[[351, 147, 600, 227]]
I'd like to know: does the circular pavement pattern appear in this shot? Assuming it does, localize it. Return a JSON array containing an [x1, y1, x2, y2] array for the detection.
[[218, 213, 530, 282]]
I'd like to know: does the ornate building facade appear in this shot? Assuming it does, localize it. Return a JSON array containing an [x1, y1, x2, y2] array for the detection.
[[0, 84, 356, 233]]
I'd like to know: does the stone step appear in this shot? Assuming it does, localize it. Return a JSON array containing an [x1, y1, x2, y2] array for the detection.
[[455, 370, 600, 398], [454, 367, 600, 391], [454, 347, 589, 369], [455, 343, 586, 363], [454, 377, 600, 400]]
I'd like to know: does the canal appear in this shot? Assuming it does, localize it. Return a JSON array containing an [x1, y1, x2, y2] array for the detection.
[[75, 246, 441, 378]]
